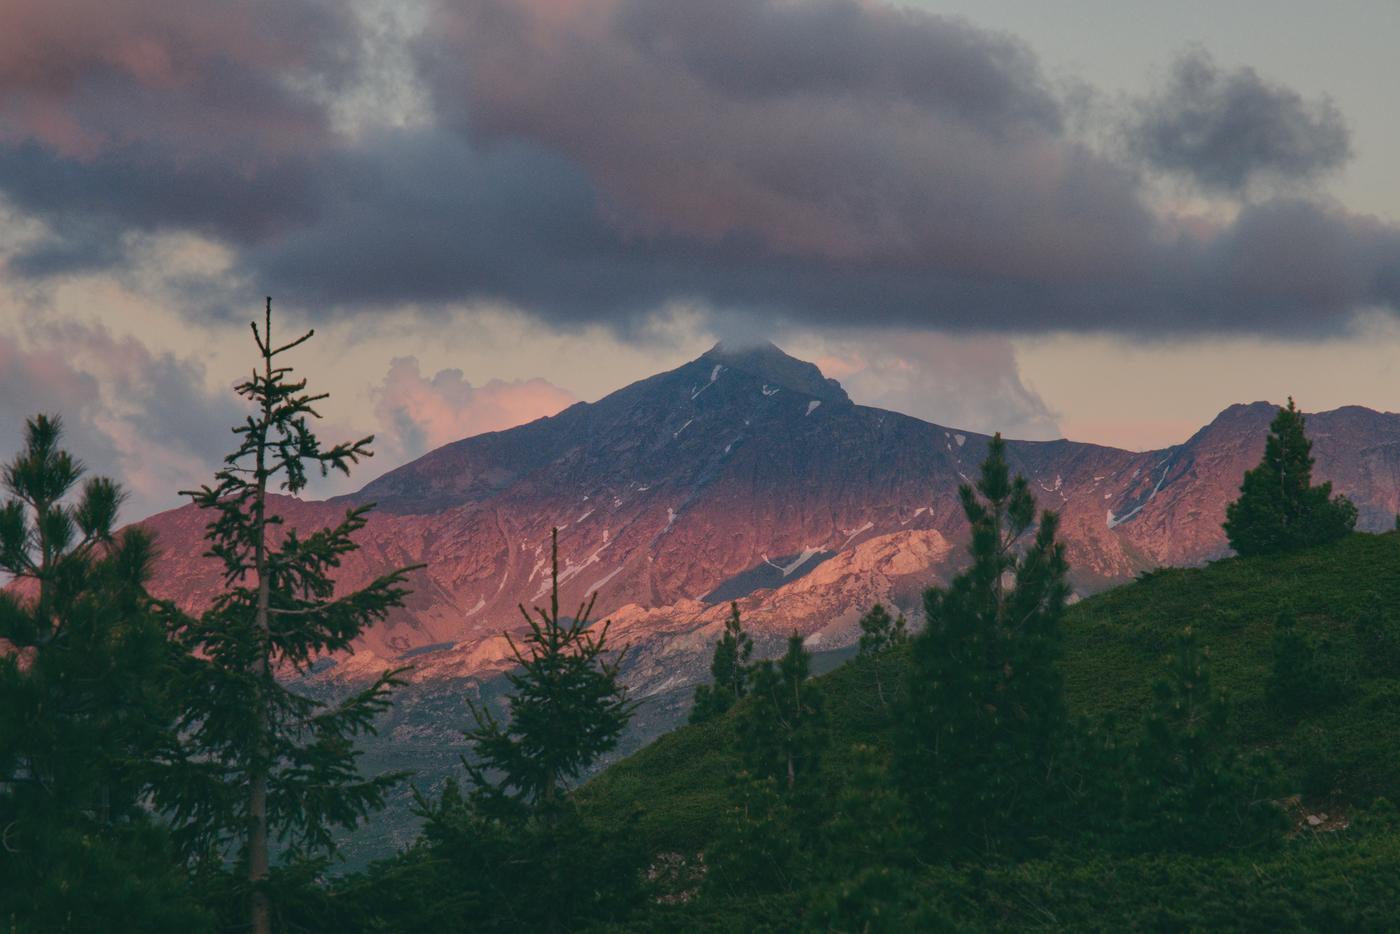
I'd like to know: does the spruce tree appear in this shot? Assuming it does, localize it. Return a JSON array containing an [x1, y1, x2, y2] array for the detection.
[[0, 415, 207, 930], [161, 300, 417, 934], [461, 527, 635, 817], [896, 433, 1069, 855], [450, 526, 638, 932], [704, 769, 802, 897], [690, 601, 754, 724], [1224, 398, 1357, 556], [856, 602, 907, 705]]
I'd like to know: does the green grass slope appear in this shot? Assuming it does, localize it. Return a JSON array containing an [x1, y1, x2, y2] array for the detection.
[[579, 531, 1400, 856]]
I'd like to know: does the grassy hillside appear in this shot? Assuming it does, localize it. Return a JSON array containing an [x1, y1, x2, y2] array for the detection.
[[579, 531, 1400, 856]]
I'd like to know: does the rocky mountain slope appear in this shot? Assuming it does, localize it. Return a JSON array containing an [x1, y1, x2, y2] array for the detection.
[[141, 342, 1400, 700]]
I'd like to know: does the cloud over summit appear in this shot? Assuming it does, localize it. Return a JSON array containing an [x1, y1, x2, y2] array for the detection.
[[0, 0, 1397, 338]]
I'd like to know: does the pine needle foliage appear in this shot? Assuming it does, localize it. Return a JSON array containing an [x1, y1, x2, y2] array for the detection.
[[857, 603, 907, 657], [690, 601, 754, 724], [896, 432, 1070, 855], [856, 603, 907, 706], [0, 415, 207, 930], [735, 632, 828, 795], [161, 300, 418, 933], [1224, 398, 1357, 556], [462, 527, 635, 818]]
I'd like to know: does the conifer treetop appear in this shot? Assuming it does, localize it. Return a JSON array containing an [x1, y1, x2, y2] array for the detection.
[[463, 527, 636, 815], [1224, 397, 1356, 557]]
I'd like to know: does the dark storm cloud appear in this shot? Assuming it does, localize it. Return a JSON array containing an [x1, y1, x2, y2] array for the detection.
[[613, 0, 1061, 132], [0, 0, 356, 271], [1131, 49, 1352, 192], [3, 0, 1399, 337], [0, 140, 328, 275]]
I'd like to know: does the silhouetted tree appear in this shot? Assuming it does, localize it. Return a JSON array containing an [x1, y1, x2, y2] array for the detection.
[[736, 632, 828, 795], [0, 415, 208, 931], [162, 300, 417, 934], [816, 744, 918, 932], [450, 526, 638, 932], [896, 433, 1070, 855], [462, 527, 634, 819], [691, 601, 754, 724], [1224, 398, 1356, 556], [856, 602, 907, 705]]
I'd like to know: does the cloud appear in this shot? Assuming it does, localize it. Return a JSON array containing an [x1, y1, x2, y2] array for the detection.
[[1131, 49, 1351, 193], [1, 0, 1397, 340], [370, 355, 577, 461], [806, 331, 1060, 440], [418, 0, 1108, 267], [0, 318, 245, 521], [0, 0, 358, 272]]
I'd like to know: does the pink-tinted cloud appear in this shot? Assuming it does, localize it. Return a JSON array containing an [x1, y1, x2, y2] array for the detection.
[[372, 356, 577, 458], [0, 0, 350, 158], [421, 0, 1149, 277]]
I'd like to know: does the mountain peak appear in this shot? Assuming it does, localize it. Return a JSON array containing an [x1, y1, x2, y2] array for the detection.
[[701, 340, 849, 404]]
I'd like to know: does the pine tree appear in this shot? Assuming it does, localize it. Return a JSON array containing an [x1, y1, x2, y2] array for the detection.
[[856, 602, 907, 705], [690, 601, 754, 724], [735, 632, 828, 795], [1224, 398, 1357, 556], [1126, 627, 1284, 852], [896, 433, 1069, 855], [161, 300, 418, 934], [0, 415, 208, 930]]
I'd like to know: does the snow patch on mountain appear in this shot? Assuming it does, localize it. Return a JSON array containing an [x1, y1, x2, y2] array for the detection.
[[775, 547, 822, 576], [587, 566, 624, 594], [841, 521, 874, 548]]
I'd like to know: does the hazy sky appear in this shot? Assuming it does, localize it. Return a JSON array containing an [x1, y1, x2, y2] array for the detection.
[[2, 0, 1398, 520]]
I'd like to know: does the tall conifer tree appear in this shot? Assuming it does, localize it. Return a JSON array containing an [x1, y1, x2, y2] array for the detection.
[[856, 602, 907, 706], [0, 416, 205, 930], [163, 300, 417, 934], [735, 632, 828, 794], [691, 602, 754, 724], [897, 433, 1069, 854], [1224, 398, 1356, 556]]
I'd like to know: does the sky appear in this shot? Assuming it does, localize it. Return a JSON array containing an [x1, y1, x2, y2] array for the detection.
[[2, 0, 1399, 520]]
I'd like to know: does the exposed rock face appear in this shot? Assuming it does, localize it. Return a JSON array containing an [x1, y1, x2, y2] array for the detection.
[[140, 344, 1400, 698]]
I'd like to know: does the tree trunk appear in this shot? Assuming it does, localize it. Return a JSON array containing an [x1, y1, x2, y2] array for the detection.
[[249, 300, 273, 934]]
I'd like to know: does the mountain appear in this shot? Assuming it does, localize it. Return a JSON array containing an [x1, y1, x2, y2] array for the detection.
[[135, 341, 1400, 863], [140, 342, 1400, 691]]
